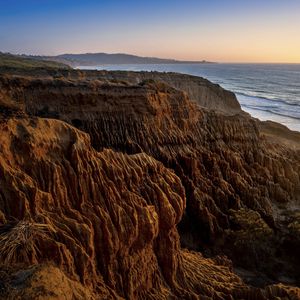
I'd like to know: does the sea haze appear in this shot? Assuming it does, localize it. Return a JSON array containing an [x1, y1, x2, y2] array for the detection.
[[80, 63, 300, 132]]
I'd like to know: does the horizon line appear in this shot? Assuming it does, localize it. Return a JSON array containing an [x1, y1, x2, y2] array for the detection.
[[2, 50, 300, 65]]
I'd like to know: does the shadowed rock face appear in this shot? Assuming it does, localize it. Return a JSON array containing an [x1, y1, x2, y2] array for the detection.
[[0, 73, 300, 299]]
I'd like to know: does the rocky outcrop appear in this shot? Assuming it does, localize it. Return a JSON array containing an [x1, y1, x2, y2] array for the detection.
[[0, 72, 300, 298], [0, 117, 185, 299]]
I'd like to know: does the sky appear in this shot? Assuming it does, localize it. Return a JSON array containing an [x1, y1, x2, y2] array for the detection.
[[1, 0, 300, 63]]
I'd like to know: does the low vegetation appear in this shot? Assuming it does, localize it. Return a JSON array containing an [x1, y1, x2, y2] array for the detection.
[[225, 209, 275, 271], [0, 221, 51, 264], [0, 52, 70, 69]]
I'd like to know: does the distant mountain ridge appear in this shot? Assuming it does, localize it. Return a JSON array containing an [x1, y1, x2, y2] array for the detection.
[[26, 52, 213, 67]]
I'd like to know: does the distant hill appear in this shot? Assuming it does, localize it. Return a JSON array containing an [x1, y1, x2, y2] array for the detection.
[[0, 52, 70, 69], [27, 53, 213, 67]]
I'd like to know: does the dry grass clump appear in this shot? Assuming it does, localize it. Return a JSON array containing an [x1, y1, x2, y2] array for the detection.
[[0, 221, 50, 265]]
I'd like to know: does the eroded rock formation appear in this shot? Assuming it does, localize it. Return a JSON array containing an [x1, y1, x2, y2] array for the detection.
[[0, 71, 300, 299]]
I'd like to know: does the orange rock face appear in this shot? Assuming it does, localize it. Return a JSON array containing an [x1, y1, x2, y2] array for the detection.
[[0, 72, 300, 299], [0, 117, 185, 298]]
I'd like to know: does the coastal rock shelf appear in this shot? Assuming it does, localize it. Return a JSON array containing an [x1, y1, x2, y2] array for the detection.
[[0, 71, 299, 299]]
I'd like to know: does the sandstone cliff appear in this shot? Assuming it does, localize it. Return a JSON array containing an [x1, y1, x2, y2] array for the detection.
[[0, 72, 300, 299], [89, 70, 243, 115], [0, 68, 242, 115]]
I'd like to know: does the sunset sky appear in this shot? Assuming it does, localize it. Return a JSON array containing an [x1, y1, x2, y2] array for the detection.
[[1, 0, 300, 63]]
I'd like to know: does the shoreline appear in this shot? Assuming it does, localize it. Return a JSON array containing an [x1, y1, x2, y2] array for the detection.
[[239, 102, 300, 132]]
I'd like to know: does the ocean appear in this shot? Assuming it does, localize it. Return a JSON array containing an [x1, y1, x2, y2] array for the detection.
[[80, 63, 300, 132]]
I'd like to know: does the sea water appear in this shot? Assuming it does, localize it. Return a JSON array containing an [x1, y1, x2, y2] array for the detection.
[[80, 63, 300, 132]]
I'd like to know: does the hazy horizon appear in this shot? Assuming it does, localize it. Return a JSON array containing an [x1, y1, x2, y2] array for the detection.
[[1, 0, 300, 63]]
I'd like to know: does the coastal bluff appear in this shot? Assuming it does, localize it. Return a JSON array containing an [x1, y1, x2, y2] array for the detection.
[[0, 69, 299, 299], [0, 68, 242, 115]]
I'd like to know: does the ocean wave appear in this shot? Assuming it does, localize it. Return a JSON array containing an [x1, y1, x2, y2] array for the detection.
[[242, 104, 300, 121], [236, 92, 300, 107]]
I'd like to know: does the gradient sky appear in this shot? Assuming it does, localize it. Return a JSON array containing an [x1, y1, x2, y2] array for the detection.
[[1, 0, 300, 63]]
